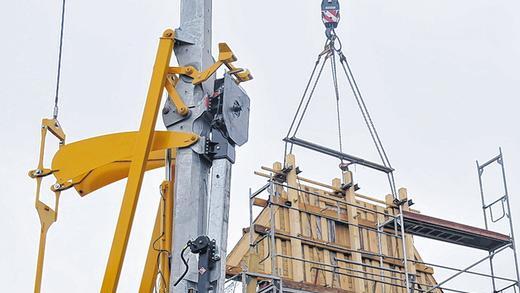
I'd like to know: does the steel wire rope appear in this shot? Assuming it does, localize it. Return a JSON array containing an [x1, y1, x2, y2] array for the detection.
[[53, 0, 67, 119], [330, 47, 345, 165], [335, 45, 398, 196], [337, 49, 391, 168], [284, 44, 332, 161], [289, 52, 331, 153]]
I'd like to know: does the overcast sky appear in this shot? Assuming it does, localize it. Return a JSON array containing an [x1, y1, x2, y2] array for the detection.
[[1, 0, 520, 292]]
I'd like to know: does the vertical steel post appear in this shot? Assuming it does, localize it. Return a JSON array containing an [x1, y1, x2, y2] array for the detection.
[[398, 205, 411, 292], [477, 158, 497, 292], [167, 1, 214, 291], [249, 188, 254, 246], [269, 181, 277, 279], [498, 149, 520, 289], [208, 158, 233, 292], [377, 221, 386, 293]]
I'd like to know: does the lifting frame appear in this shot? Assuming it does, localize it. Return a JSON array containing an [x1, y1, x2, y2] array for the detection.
[[226, 149, 520, 293]]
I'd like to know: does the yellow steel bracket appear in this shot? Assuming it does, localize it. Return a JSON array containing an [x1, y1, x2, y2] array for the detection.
[[169, 43, 253, 85], [49, 130, 196, 196], [28, 29, 199, 293], [164, 43, 252, 116], [164, 74, 189, 116], [28, 118, 66, 293], [140, 164, 175, 293], [100, 29, 197, 292]]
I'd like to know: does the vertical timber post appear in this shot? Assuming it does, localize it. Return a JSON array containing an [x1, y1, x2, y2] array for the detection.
[[399, 188, 416, 291], [285, 154, 305, 282], [167, 0, 215, 291], [343, 170, 365, 292]]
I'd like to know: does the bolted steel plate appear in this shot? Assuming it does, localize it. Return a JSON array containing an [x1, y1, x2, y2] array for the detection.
[[222, 73, 250, 146]]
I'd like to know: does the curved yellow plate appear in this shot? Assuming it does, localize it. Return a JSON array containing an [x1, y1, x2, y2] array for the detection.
[[51, 131, 197, 196]]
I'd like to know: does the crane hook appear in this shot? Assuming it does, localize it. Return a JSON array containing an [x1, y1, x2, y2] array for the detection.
[[321, 0, 340, 40]]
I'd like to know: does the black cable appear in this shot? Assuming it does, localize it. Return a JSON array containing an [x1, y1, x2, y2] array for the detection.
[[53, 0, 67, 119], [173, 245, 190, 287]]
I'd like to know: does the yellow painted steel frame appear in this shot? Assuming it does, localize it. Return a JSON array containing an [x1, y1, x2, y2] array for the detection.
[[29, 28, 252, 293], [164, 43, 252, 118], [168, 42, 253, 86], [140, 160, 175, 293], [100, 29, 177, 292], [28, 118, 66, 293]]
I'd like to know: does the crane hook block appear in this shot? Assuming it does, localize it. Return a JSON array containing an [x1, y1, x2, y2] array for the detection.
[[322, 0, 340, 35]]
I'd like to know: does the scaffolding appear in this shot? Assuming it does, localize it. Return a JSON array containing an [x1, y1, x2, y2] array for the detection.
[[226, 149, 519, 293]]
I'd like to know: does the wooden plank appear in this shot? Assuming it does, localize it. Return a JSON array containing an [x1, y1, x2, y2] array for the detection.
[[343, 171, 365, 292], [318, 191, 333, 286], [285, 154, 305, 282]]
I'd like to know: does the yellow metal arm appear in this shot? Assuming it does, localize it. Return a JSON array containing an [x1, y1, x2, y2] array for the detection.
[[168, 42, 253, 85], [50, 130, 196, 196], [164, 74, 189, 116], [101, 29, 179, 292], [140, 170, 175, 293], [28, 118, 66, 293]]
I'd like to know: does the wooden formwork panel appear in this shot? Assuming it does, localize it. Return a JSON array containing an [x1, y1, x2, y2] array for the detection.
[[227, 157, 441, 293]]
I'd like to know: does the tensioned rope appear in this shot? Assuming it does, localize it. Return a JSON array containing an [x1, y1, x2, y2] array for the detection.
[[283, 31, 397, 196], [52, 0, 67, 119]]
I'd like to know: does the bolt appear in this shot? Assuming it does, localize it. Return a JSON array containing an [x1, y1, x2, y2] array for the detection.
[[35, 169, 42, 175], [191, 136, 196, 141], [53, 183, 61, 190]]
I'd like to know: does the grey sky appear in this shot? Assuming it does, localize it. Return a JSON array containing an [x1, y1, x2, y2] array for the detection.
[[1, 0, 519, 292]]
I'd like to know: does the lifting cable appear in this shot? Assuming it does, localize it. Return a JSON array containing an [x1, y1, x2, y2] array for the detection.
[[283, 1, 397, 196], [284, 45, 331, 157], [52, 0, 67, 119]]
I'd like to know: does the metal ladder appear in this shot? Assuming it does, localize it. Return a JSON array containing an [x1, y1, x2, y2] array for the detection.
[[477, 148, 520, 292]]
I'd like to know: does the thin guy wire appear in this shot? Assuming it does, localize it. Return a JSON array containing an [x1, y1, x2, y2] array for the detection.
[[53, 0, 66, 119]]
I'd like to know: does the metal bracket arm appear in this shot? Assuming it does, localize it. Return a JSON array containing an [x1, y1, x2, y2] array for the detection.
[[168, 43, 253, 85], [164, 74, 189, 116], [28, 118, 66, 293]]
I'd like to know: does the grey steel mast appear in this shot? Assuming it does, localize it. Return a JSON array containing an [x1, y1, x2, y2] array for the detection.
[[165, 0, 214, 291], [163, 1, 251, 291]]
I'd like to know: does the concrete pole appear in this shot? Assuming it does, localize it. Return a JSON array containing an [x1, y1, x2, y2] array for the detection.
[[165, 0, 216, 292]]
